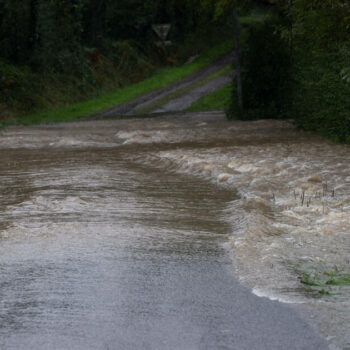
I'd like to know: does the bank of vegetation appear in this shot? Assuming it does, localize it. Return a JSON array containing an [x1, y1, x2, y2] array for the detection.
[[227, 0, 350, 143], [0, 0, 234, 124]]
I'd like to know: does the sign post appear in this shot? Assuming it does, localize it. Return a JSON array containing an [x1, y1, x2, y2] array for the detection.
[[152, 24, 172, 47]]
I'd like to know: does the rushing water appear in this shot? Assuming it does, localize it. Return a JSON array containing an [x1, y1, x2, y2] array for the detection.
[[0, 112, 349, 349]]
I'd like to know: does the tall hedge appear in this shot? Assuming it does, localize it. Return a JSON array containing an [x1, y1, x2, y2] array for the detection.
[[290, 44, 350, 143], [227, 1, 350, 143]]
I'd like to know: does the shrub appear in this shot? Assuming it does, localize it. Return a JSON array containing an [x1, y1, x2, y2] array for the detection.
[[0, 60, 45, 112], [290, 44, 350, 143]]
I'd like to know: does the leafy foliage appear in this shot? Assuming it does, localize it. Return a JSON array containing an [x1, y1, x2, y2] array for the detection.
[[0, 60, 43, 111], [282, 0, 350, 142], [226, 0, 350, 142], [0, 0, 233, 119], [290, 44, 350, 143]]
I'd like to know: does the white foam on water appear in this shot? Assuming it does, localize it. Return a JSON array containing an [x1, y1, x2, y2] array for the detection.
[[131, 117, 350, 349], [252, 288, 305, 304]]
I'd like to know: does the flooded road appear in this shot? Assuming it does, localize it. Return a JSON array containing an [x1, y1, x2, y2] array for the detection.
[[0, 112, 345, 349]]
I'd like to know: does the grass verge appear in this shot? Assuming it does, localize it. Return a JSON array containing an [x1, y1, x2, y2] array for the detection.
[[300, 268, 350, 296], [186, 82, 232, 112], [14, 41, 233, 126]]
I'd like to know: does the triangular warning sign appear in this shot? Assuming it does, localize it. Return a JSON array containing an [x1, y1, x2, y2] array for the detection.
[[152, 24, 171, 41]]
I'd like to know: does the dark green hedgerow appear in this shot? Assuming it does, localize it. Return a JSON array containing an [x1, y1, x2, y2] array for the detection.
[[289, 45, 350, 143], [226, 16, 350, 144]]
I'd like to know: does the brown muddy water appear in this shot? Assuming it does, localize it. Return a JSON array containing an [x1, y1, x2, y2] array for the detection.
[[0, 112, 349, 349]]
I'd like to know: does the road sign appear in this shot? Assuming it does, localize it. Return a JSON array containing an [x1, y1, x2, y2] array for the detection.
[[152, 24, 171, 41]]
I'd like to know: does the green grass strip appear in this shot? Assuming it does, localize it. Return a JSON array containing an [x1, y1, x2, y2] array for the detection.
[[16, 41, 233, 126], [186, 82, 232, 112], [300, 270, 350, 297], [137, 65, 232, 114]]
